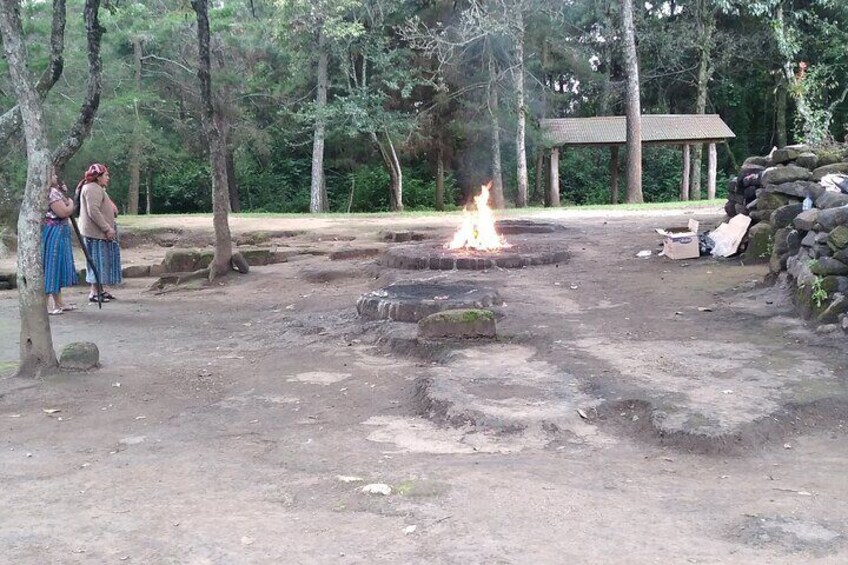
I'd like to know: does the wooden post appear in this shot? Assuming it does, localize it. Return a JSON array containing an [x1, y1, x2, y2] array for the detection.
[[707, 142, 717, 200], [610, 146, 620, 204], [549, 147, 560, 207], [680, 144, 690, 201]]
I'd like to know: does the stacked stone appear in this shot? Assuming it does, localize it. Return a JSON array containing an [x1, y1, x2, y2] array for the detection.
[[723, 143, 848, 329]]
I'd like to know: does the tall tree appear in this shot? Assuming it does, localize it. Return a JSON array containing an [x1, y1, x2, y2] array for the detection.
[[0, 0, 103, 376], [191, 0, 234, 279], [0, 0, 65, 147], [621, 0, 642, 203]]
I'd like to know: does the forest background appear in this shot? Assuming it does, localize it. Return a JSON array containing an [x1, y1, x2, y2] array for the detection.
[[1, 0, 847, 222]]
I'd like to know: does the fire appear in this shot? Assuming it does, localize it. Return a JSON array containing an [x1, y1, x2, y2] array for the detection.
[[447, 182, 509, 251]]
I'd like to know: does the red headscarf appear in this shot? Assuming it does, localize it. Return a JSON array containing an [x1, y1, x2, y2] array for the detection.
[[76, 163, 109, 193], [84, 163, 108, 183]]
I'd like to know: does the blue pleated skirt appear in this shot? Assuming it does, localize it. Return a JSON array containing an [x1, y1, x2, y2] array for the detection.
[[42, 223, 78, 295], [84, 236, 123, 286]]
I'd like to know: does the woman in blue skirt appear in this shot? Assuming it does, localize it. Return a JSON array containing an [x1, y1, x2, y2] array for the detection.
[[42, 169, 78, 315], [77, 163, 122, 303]]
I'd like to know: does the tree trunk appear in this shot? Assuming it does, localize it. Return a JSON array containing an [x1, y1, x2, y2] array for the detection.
[[310, 29, 328, 213], [0, 0, 66, 148], [549, 148, 560, 207], [610, 146, 620, 204], [127, 37, 143, 215], [192, 0, 233, 280], [513, 11, 528, 208], [52, 0, 104, 172], [226, 148, 240, 212], [621, 0, 643, 203], [680, 144, 690, 200], [435, 144, 445, 211], [691, 1, 715, 201], [371, 131, 403, 212], [707, 142, 717, 200], [488, 51, 505, 209], [0, 0, 58, 375], [146, 168, 153, 214], [532, 147, 544, 204], [690, 145, 702, 200], [775, 75, 787, 148]]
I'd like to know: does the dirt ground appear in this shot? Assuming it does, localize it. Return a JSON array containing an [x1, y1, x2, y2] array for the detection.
[[2, 206, 848, 564]]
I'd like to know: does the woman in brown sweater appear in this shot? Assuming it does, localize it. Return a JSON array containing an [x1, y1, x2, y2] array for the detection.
[[77, 163, 122, 302]]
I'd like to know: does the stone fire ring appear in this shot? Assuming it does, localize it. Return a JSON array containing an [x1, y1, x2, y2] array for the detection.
[[357, 282, 502, 322], [494, 219, 566, 234], [381, 240, 570, 271]]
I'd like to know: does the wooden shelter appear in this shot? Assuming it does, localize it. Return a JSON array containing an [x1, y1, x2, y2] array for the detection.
[[539, 114, 735, 204]]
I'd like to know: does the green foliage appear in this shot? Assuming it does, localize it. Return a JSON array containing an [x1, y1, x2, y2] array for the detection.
[[811, 275, 828, 308], [558, 146, 693, 205]]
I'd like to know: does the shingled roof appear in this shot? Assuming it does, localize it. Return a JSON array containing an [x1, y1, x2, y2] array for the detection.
[[540, 114, 735, 147]]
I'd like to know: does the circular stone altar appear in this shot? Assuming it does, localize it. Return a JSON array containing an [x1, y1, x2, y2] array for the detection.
[[357, 282, 503, 322], [494, 219, 566, 234], [381, 238, 569, 271]]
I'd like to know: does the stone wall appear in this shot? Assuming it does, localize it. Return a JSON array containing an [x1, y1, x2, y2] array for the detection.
[[724, 143, 848, 330]]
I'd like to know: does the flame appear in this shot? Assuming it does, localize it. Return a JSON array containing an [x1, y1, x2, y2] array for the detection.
[[446, 182, 509, 251]]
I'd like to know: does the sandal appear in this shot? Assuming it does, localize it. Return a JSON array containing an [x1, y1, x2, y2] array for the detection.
[[48, 308, 63, 316], [61, 304, 77, 312], [100, 292, 116, 300], [89, 295, 109, 303]]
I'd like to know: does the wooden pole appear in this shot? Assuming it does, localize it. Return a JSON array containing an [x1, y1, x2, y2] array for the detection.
[[549, 147, 560, 207], [680, 144, 690, 201], [707, 142, 717, 200], [610, 145, 620, 204]]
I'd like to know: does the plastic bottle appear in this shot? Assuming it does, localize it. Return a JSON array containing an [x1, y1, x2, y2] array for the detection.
[[803, 194, 813, 211]]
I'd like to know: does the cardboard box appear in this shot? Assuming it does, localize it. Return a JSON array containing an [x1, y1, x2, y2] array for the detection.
[[656, 219, 700, 260]]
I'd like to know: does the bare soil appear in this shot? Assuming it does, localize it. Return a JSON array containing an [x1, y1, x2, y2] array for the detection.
[[2, 206, 848, 564]]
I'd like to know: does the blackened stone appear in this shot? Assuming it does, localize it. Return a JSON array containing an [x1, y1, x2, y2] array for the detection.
[[815, 192, 848, 209], [418, 308, 497, 339], [795, 152, 819, 170], [818, 294, 848, 325], [743, 222, 774, 263], [357, 283, 503, 323], [771, 147, 802, 164], [742, 156, 769, 168], [829, 225, 848, 250], [793, 209, 820, 231], [770, 203, 804, 230], [749, 210, 772, 222], [787, 230, 802, 255], [766, 180, 817, 199], [811, 257, 848, 276], [761, 164, 812, 185], [818, 207, 848, 231], [758, 192, 789, 210], [801, 232, 817, 247], [0, 280, 11, 291], [59, 342, 100, 371], [820, 276, 848, 295], [725, 200, 738, 217], [773, 228, 791, 255], [814, 244, 833, 258], [811, 162, 848, 181]]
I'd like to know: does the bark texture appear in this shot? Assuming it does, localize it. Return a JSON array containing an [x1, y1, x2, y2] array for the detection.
[[127, 37, 143, 215], [310, 29, 328, 213], [487, 52, 505, 209], [52, 0, 104, 172], [192, 0, 233, 280], [0, 0, 58, 375], [621, 0, 643, 203], [513, 11, 528, 208], [0, 0, 65, 148]]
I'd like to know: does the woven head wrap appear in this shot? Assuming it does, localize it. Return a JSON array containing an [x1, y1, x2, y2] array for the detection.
[[84, 163, 109, 183]]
